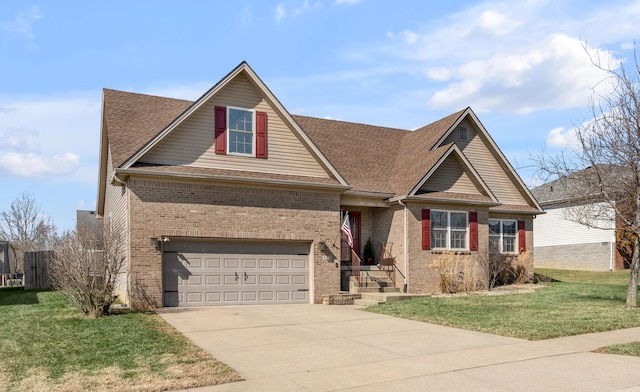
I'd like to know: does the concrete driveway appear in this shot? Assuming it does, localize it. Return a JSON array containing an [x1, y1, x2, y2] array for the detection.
[[159, 304, 640, 392]]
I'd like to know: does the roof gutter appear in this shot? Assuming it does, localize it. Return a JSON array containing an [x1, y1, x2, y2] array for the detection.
[[388, 195, 500, 207], [114, 168, 352, 192]]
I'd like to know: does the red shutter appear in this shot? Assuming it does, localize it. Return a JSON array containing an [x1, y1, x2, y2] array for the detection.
[[518, 220, 526, 253], [422, 209, 431, 250], [214, 106, 227, 155], [256, 111, 267, 159], [469, 212, 478, 251]]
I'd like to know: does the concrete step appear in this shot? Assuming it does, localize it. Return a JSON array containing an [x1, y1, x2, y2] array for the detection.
[[357, 286, 401, 293], [357, 292, 432, 305], [353, 298, 385, 306]]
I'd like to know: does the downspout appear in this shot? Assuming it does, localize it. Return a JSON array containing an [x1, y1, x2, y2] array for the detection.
[[610, 230, 615, 271], [398, 199, 408, 293]]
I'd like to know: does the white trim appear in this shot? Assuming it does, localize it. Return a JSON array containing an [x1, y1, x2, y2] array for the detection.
[[431, 210, 469, 251], [432, 108, 543, 212], [489, 218, 518, 254], [226, 106, 256, 157], [409, 144, 498, 202], [119, 62, 349, 187]]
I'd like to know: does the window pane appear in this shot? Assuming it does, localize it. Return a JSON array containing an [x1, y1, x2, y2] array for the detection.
[[229, 131, 252, 154], [502, 220, 516, 235], [229, 109, 253, 132], [431, 211, 448, 229], [503, 236, 515, 253], [450, 231, 466, 249], [489, 235, 501, 252], [489, 219, 501, 235], [432, 229, 447, 248], [450, 212, 467, 229]]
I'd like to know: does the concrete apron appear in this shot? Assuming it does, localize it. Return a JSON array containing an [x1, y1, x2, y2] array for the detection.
[[159, 304, 640, 392]]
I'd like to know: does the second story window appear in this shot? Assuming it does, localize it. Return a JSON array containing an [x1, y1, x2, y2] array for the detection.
[[228, 107, 254, 155]]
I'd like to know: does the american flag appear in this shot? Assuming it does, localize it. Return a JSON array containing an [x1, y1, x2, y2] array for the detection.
[[341, 212, 353, 248]]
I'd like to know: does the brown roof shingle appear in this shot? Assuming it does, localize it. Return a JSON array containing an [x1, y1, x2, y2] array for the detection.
[[103, 89, 192, 167], [103, 89, 470, 197]]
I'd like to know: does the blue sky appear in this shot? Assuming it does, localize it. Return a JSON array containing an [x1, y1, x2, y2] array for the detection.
[[1, 0, 639, 231]]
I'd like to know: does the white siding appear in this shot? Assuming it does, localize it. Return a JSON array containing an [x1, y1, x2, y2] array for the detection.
[[445, 120, 529, 205], [419, 155, 483, 195], [104, 147, 130, 302], [141, 73, 330, 178], [534, 203, 615, 247]]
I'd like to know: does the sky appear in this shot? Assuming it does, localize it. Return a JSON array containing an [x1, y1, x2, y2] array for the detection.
[[1, 0, 639, 231]]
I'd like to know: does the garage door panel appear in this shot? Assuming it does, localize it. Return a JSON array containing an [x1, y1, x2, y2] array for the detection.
[[206, 258, 221, 268], [242, 259, 257, 269], [163, 243, 309, 307]]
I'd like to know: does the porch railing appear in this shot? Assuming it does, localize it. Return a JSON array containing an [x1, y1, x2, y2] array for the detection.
[[377, 242, 396, 285], [351, 248, 361, 286]]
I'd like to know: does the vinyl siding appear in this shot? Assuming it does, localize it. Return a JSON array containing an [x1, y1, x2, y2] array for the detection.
[[104, 147, 130, 302], [141, 73, 330, 179], [419, 155, 483, 195], [445, 120, 529, 205], [534, 203, 615, 247]]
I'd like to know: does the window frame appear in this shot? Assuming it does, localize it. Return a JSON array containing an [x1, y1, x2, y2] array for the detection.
[[226, 106, 256, 157], [488, 219, 518, 254], [431, 210, 469, 251]]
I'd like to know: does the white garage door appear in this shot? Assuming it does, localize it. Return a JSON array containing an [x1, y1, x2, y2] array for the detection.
[[163, 241, 310, 307]]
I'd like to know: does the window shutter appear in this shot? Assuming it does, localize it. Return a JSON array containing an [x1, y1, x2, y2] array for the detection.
[[214, 106, 227, 155], [469, 212, 478, 251], [518, 220, 526, 253], [256, 111, 267, 159], [422, 209, 431, 250]]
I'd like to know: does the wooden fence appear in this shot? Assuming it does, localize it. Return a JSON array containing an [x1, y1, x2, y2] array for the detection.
[[24, 251, 53, 290]]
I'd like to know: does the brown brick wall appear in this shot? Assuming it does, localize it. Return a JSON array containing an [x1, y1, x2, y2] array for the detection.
[[126, 177, 341, 308]]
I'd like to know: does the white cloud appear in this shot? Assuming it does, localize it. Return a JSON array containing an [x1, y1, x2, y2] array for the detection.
[[477, 10, 522, 36], [2, 6, 41, 42], [546, 126, 579, 148], [400, 29, 418, 45], [240, 5, 252, 25], [0, 92, 101, 181], [275, 3, 287, 24], [0, 152, 79, 177]]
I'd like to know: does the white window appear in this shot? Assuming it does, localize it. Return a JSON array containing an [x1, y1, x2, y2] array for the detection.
[[489, 219, 517, 253], [431, 210, 468, 250], [228, 107, 255, 156]]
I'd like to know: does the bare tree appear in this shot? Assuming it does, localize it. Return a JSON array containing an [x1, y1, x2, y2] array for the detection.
[[536, 48, 640, 308], [0, 192, 56, 272], [50, 225, 126, 317]]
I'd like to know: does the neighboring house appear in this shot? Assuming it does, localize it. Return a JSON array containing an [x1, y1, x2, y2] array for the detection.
[[532, 174, 624, 271], [0, 240, 17, 286], [76, 210, 103, 244], [97, 61, 543, 308]]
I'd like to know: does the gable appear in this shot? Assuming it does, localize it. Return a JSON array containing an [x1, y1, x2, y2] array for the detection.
[[417, 154, 487, 196], [443, 118, 531, 206], [140, 73, 331, 179]]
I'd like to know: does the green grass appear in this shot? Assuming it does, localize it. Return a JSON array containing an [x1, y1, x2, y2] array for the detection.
[[599, 341, 640, 356], [366, 268, 640, 340], [0, 287, 241, 391]]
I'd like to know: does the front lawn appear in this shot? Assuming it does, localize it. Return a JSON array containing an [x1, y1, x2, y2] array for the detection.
[[0, 287, 241, 391], [367, 268, 640, 340]]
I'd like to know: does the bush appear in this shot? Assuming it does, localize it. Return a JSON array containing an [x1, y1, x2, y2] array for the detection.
[[50, 227, 125, 318]]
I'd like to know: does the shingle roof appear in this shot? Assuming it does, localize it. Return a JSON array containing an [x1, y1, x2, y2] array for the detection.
[[103, 89, 192, 167], [102, 88, 470, 196]]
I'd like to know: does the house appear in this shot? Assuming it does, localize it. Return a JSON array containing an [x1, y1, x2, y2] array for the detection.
[[0, 240, 17, 286], [532, 172, 625, 271], [97, 61, 543, 309]]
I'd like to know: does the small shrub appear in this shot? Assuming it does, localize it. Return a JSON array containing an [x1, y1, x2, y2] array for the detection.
[[432, 252, 477, 293], [462, 257, 480, 292]]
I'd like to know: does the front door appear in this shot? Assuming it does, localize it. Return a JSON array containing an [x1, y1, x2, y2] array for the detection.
[[340, 210, 361, 260]]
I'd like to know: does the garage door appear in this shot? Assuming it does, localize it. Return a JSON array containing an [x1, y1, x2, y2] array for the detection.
[[163, 241, 310, 307]]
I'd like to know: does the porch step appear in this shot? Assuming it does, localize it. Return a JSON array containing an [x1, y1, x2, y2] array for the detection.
[[353, 292, 432, 306], [357, 286, 401, 293]]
